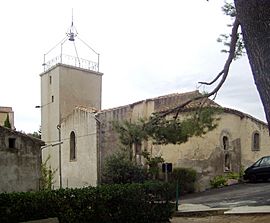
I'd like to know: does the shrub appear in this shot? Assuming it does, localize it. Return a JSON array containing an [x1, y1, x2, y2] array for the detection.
[[171, 167, 197, 194], [210, 175, 227, 188], [102, 152, 147, 184], [0, 183, 174, 223], [210, 171, 242, 188]]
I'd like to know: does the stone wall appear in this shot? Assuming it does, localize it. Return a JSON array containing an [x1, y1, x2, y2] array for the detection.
[[0, 126, 43, 192], [98, 105, 132, 172]]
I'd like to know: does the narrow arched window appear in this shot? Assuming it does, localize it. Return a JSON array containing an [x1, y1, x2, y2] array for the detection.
[[70, 131, 76, 161], [223, 136, 229, 150], [252, 132, 260, 151]]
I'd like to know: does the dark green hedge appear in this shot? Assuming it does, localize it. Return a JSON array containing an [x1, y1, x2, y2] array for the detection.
[[171, 167, 197, 194], [0, 182, 173, 223]]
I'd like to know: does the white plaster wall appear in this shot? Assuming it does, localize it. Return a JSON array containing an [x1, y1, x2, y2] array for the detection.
[[59, 65, 102, 120], [40, 64, 102, 188], [40, 66, 60, 188], [61, 109, 98, 188]]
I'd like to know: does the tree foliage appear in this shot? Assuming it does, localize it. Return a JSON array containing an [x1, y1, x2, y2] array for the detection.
[[102, 152, 147, 184], [114, 107, 220, 147], [113, 120, 148, 160], [28, 126, 41, 139], [217, 1, 245, 59], [142, 151, 164, 179], [147, 107, 220, 145], [40, 155, 56, 190], [4, 114, 11, 129]]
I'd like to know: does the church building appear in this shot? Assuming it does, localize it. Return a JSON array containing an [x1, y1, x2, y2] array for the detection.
[[40, 22, 270, 191]]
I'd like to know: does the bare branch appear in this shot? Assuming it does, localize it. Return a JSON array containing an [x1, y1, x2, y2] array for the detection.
[[198, 70, 224, 85], [157, 18, 240, 119]]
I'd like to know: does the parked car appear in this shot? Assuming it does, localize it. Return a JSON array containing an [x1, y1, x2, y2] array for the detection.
[[244, 156, 270, 182]]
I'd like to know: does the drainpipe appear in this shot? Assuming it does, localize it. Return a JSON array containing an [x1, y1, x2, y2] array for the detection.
[[57, 124, 62, 189], [94, 114, 101, 185]]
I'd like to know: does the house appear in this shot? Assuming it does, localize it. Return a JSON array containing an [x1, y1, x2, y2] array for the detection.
[[39, 62, 270, 190], [0, 126, 44, 192]]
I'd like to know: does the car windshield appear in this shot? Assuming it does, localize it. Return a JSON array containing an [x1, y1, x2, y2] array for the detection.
[[260, 157, 270, 166], [253, 158, 262, 167]]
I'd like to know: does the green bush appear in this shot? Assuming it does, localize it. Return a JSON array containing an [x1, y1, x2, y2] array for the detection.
[[210, 175, 227, 188], [0, 183, 173, 223], [102, 152, 147, 184], [210, 171, 242, 188], [171, 167, 197, 194]]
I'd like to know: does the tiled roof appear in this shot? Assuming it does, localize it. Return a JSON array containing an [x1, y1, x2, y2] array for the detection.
[[75, 106, 98, 113]]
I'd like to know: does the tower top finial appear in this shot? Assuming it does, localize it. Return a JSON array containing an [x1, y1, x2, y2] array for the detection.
[[67, 9, 77, 41]]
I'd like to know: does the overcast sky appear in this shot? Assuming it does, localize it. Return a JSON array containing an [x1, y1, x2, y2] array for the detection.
[[0, 0, 266, 133]]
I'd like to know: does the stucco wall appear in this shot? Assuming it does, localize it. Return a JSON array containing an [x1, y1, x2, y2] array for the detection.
[[59, 65, 102, 120], [60, 108, 98, 188], [98, 106, 132, 172], [152, 112, 243, 190], [0, 127, 43, 192], [239, 116, 270, 167], [40, 64, 102, 188], [98, 93, 270, 191]]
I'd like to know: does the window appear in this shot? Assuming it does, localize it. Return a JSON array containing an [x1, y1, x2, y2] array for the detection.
[[52, 95, 54, 102], [260, 156, 270, 166], [49, 76, 52, 84], [252, 132, 260, 151], [70, 131, 76, 161], [8, 138, 16, 149], [223, 136, 229, 150]]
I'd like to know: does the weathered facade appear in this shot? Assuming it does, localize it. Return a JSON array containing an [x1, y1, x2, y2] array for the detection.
[[96, 91, 270, 190], [0, 126, 44, 192]]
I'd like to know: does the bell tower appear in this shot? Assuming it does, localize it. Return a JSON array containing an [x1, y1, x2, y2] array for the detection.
[[39, 16, 102, 188]]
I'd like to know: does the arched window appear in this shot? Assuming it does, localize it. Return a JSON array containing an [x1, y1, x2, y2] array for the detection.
[[70, 131, 76, 161], [223, 136, 229, 150], [252, 132, 260, 151]]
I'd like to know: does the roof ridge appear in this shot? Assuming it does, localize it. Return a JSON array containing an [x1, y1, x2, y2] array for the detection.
[[100, 90, 201, 113]]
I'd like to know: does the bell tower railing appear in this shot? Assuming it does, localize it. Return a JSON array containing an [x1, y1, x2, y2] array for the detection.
[[43, 54, 99, 72]]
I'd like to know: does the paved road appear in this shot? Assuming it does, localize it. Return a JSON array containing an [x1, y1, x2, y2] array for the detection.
[[180, 182, 270, 208]]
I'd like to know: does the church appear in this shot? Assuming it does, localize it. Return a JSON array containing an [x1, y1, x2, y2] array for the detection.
[[40, 22, 270, 191]]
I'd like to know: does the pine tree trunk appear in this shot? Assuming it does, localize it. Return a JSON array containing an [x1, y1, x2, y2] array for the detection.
[[235, 0, 270, 129]]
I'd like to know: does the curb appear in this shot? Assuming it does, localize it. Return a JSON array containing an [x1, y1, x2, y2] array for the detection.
[[174, 208, 229, 217]]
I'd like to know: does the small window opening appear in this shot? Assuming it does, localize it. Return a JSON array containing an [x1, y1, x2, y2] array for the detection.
[[49, 76, 52, 84], [223, 136, 229, 150], [70, 131, 76, 161], [252, 132, 260, 151], [8, 138, 16, 149], [52, 95, 54, 102]]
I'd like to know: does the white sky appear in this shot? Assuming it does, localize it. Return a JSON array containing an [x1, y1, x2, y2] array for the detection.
[[0, 0, 266, 133]]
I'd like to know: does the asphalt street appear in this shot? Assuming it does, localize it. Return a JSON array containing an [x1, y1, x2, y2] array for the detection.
[[180, 182, 270, 208]]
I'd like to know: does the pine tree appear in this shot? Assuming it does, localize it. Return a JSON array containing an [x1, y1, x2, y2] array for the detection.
[[4, 114, 11, 129]]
